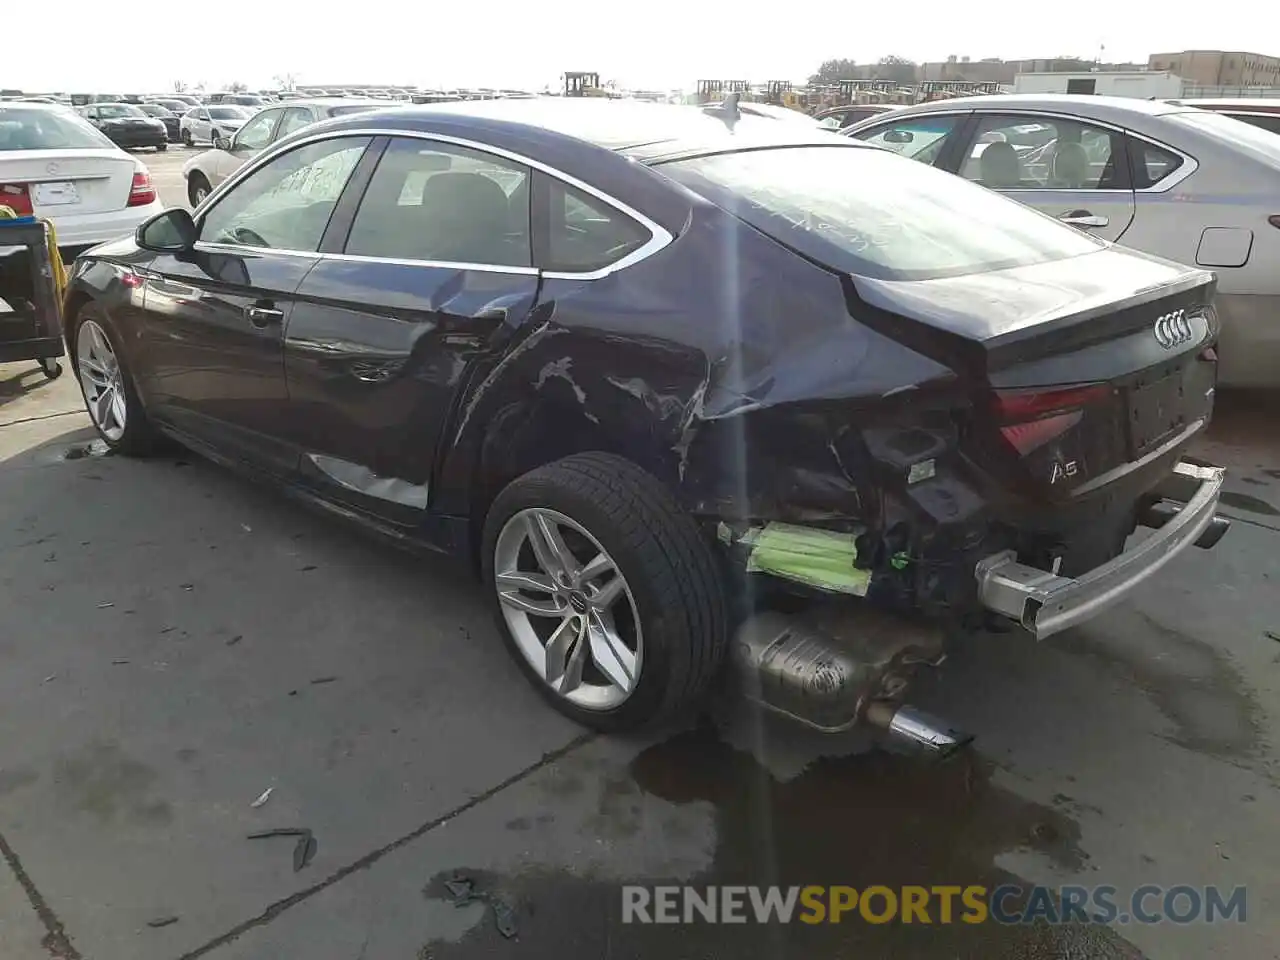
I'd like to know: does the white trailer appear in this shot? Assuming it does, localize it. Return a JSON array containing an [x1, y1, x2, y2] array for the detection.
[[1012, 71, 1185, 100]]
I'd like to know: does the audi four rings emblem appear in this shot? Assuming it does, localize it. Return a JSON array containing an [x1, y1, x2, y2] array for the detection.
[[1153, 309, 1193, 349]]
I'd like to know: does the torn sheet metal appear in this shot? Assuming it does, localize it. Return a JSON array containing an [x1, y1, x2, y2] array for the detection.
[[720, 521, 870, 595]]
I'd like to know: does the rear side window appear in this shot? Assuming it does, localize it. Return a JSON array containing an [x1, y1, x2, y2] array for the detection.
[[1131, 139, 1183, 188], [662, 145, 1102, 281], [344, 137, 531, 266], [538, 176, 651, 273]]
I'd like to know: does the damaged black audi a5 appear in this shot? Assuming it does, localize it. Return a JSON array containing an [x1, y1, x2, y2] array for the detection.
[[63, 98, 1229, 743]]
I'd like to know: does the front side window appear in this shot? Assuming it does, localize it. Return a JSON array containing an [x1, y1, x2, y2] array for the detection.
[[849, 114, 960, 166], [662, 145, 1103, 282], [344, 137, 531, 266], [234, 110, 280, 151], [959, 115, 1125, 190], [200, 136, 370, 252], [542, 177, 650, 273]]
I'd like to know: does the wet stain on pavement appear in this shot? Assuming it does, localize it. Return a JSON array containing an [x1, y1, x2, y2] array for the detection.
[[1065, 611, 1261, 762], [1219, 491, 1280, 516], [52, 741, 173, 826], [420, 721, 1144, 959], [0, 765, 39, 796]]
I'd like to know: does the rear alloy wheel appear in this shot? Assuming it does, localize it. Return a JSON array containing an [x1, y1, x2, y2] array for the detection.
[[482, 453, 728, 731], [73, 306, 160, 456]]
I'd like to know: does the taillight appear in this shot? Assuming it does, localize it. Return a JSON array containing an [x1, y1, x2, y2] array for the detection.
[[993, 383, 1112, 456], [128, 169, 156, 207], [1, 183, 34, 217]]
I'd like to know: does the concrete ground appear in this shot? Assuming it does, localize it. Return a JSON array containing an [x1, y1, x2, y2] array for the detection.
[[1, 150, 1278, 960]]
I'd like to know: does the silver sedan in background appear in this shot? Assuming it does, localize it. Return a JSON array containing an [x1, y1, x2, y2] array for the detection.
[[180, 98, 391, 206], [845, 94, 1280, 387]]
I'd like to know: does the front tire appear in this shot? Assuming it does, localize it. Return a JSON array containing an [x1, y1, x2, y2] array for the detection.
[[187, 173, 211, 208], [481, 453, 728, 731], [70, 303, 161, 456], [156, 143, 167, 152], [181, 128, 192, 146]]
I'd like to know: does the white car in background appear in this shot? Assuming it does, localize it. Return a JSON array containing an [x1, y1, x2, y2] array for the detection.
[[181, 98, 387, 206], [178, 105, 250, 146], [0, 102, 162, 253], [0, 103, 161, 305]]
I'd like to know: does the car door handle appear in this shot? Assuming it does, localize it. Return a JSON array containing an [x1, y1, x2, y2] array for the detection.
[[1059, 212, 1109, 228], [244, 305, 284, 327]]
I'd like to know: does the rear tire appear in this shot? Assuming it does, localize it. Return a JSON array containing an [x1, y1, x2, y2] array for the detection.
[[481, 453, 728, 732], [69, 302, 162, 457], [156, 143, 167, 152]]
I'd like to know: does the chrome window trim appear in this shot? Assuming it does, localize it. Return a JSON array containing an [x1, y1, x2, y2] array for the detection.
[[196, 127, 675, 280], [858, 108, 1200, 195]]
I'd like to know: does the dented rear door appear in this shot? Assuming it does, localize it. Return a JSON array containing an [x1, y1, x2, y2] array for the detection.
[[282, 135, 540, 526]]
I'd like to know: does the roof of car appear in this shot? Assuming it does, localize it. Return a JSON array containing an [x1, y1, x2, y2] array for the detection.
[[321, 97, 855, 160], [879, 93, 1197, 123]]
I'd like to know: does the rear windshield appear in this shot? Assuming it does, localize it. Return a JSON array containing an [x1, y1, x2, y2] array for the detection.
[[0, 106, 113, 150], [1168, 110, 1280, 164], [330, 104, 381, 117], [97, 104, 145, 118], [661, 145, 1102, 281]]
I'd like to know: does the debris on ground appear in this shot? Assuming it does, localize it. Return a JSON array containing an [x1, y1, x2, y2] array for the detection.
[[250, 787, 273, 808], [440, 874, 518, 939], [111, 659, 129, 665], [1265, 630, 1280, 642], [146, 916, 179, 928], [293, 832, 317, 872], [42, 674, 57, 683], [96, 601, 114, 609], [226, 635, 243, 646], [248, 827, 317, 872], [310, 676, 338, 685]]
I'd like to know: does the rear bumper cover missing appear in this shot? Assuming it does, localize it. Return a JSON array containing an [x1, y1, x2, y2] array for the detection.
[[976, 461, 1225, 640]]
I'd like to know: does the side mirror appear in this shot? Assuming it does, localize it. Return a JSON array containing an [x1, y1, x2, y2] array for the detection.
[[214, 136, 232, 151], [883, 129, 914, 144], [136, 208, 197, 253]]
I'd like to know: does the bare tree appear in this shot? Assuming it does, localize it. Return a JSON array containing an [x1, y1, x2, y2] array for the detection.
[[808, 58, 859, 85], [228, 80, 248, 93], [273, 73, 297, 92], [173, 80, 188, 93]]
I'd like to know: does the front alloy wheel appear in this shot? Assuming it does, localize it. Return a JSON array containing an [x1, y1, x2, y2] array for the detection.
[[76, 318, 127, 441], [494, 508, 642, 711]]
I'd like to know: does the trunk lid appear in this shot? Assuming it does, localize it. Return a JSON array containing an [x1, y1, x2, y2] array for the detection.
[[850, 246, 1219, 505], [0, 148, 138, 216]]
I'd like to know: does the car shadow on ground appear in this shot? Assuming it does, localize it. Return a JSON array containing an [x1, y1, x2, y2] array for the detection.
[[1, 419, 1277, 960]]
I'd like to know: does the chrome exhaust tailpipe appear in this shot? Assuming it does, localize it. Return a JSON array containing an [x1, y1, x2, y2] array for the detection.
[[865, 701, 974, 758]]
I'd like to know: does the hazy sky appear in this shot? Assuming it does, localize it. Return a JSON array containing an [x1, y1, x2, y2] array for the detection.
[[11, 1, 1280, 92]]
